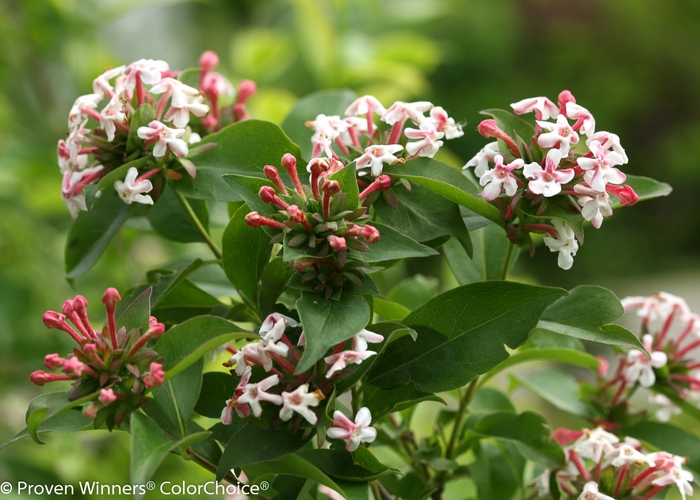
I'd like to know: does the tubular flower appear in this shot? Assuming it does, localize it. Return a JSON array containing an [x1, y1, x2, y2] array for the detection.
[[327, 407, 377, 452]]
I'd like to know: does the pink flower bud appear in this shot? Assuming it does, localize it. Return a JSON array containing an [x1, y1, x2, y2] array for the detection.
[[263, 165, 288, 195], [147, 316, 166, 337], [30, 370, 71, 386], [198, 50, 219, 71], [42, 311, 83, 344], [83, 404, 100, 419], [551, 427, 584, 446], [308, 158, 330, 176], [281, 153, 297, 172], [596, 356, 609, 377], [321, 179, 341, 196], [287, 205, 306, 223], [44, 353, 65, 371], [477, 119, 520, 157], [245, 212, 263, 227], [99, 388, 118, 405], [259, 185, 288, 209], [558, 90, 576, 116], [606, 184, 639, 206], [144, 362, 166, 389], [83, 343, 98, 356], [360, 225, 380, 244], [236, 79, 257, 104], [62, 356, 88, 376], [101, 287, 121, 307], [328, 235, 347, 252], [232, 102, 249, 122]]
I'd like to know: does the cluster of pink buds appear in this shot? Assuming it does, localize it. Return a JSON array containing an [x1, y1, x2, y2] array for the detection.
[[221, 313, 383, 437], [58, 51, 256, 219], [464, 90, 640, 270], [245, 154, 385, 298], [31, 288, 166, 427], [307, 95, 463, 177], [530, 427, 694, 500]]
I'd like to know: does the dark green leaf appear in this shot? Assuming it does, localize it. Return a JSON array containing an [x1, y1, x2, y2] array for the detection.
[[470, 441, 523, 500], [174, 120, 303, 201], [386, 158, 503, 225], [361, 222, 439, 262], [469, 388, 515, 413], [368, 282, 566, 393], [65, 191, 131, 278], [147, 186, 210, 243], [281, 89, 356, 160], [222, 205, 272, 309], [116, 287, 152, 338], [613, 175, 672, 206], [151, 359, 203, 439], [151, 279, 221, 325], [509, 369, 592, 417], [466, 411, 564, 468], [537, 285, 647, 354], [130, 412, 210, 498], [155, 315, 252, 379], [481, 348, 599, 384], [375, 183, 472, 255], [328, 162, 360, 211], [26, 390, 99, 443], [624, 421, 700, 473], [258, 257, 295, 317], [443, 223, 518, 284], [296, 447, 394, 481], [295, 292, 370, 373], [2, 409, 92, 449], [194, 372, 236, 419], [363, 383, 445, 420]]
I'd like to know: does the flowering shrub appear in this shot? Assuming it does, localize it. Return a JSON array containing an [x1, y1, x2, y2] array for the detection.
[[5, 50, 693, 500]]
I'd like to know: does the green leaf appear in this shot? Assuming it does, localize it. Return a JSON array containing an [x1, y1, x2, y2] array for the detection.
[[469, 388, 515, 413], [386, 274, 438, 311], [216, 424, 311, 480], [295, 292, 370, 373], [363, 383, 445, 420], [151, 359, 203, 439], [222, 205, 272, 309], [85, 156, 153, 209], [116, 287, 152, 338], [297, 447, 395, 481], [147, 186, 210, 243], [155, 315, 252, 379], [481, 348, 599, 384], [443, 223, 519, 284], [1, 410, 93, 450], [361, 222, 439, 262], [387, 158, 504, 225], [26, 390, 100, 443], [126, 103, 155, 154], [613, 175, 672, 206], [537, 285, 648, 354], [194, 372, 236, 419], [281, 89, 356, 160], [375, 183, 472, 255], [373, 297, 411, 322], [466, 411, 564, 468], [520, 196, 585, 243], [470, 441, 523, 500], [222, 174, 278, 224], [510, 369, 592, 418], [65, 191, 131, 278], [623, 421, 700, 473], [258, 257, 295, 317], [150, 280, 221, 326], [368, 282, 566, 393], [130, 412, 210, 498], [328, 162, 360, 211], [174, 120, 303, 201]]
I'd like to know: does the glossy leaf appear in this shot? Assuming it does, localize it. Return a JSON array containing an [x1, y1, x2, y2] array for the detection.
[[258, 257, 295, 317], [147, 186, 210, 243], [510, 369, 592, 417], [328, 162, 360, 211], [2, 406, 92, 449], [281, 89, 356, 160], [386, 158, 503, 225], [194, 372, 236, 419], [470, 441, 523, 500], [368, 282, 566, 393], [481, 347, 599, 384], [151, 359, 203, 439], [155, 315, 252, 379], [465, 411, 564, 467], [174, 120, 303, 201], [26, 390, 99, 444], [374, 183, 472, 254], [363, 383, 445, 420], [295, 292, 370, 373], [150, 280, 221, 326], [443, 223, 519, 284], [116, 287, 152, 338], [130, 411, 210, 498], [243, 453, 347, 496], [361, 222, 439, 263], [296, 447, 394, 481], [612, 175, 672, 207], [65, 191, 131, 278], [222, 204, 272, 309], [537, 285, 647, 354]]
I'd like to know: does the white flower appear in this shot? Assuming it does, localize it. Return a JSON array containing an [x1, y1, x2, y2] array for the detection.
[[572, 427, 619, 463], [351, 328, 384, 352], [381, 101, 433, 126], [114, 167, 154, 205], [624, 334, 667, 387], [355, 144, 404, 177], [574, 183, 613, 229], [68, 93, 101, 129], [327, 407, 377, 452], [99, 92, 127, 141], [136, 120, 188, 158], [577, 140, 626, 191], [463, 142, 499, 178], [404, 122, 444, 158], [163, 95, 209, 128], [649, 394, 681, 422], [605, 438, 654, 467], [324, 350, 377, 378], [587, 131, 628, 164], [345, 95, 387, 118], [523, 148, 575, 197], [123, 59, 169, 88], [310, 114, 340, 158], [92, 66, 125, 99], [577, 481, 615, 500], [427, 106, 463, 139], [279, 384, 323, 424], [543, 219, 579, 270], [651, 455, 694, 500], [478, 154, 524, 201], [566, 102, 596, 137], [236, 374, 283, 417], [537, 115, 579, 157], [149, 77, 201, 108], [511, 96, 559, 120]]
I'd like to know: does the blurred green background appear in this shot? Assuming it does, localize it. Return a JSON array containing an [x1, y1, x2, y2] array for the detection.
[[1, 0, 699, 498]]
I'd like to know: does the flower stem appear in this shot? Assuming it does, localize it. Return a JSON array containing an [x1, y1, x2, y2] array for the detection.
[[446, 377, 479, 460], [174, 190, 222, 260], [500, 243, 515, 280]]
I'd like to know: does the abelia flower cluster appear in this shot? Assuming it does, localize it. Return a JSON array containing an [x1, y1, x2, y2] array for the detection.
[[58, 51, 255, 219], [309, 95, 463, 178], [531, 427, 694, 500], [464, 90, 640, 270], [245, 154, 385, 298], [220, 313, 381, 447], [31, 288, 166, 427]]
